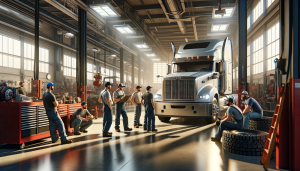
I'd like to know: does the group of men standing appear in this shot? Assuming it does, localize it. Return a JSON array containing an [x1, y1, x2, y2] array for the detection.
[[99, 82, 157, 137], [211, 91, 263, 142]]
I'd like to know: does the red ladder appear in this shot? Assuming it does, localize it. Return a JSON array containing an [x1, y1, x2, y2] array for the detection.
[[260, 88, 286, 170]]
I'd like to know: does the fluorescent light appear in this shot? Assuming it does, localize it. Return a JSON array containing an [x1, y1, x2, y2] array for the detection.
[[152, 58, 160, 61], [134, 43, 149, 49], [114, 25, 136, 34], [145, 53, 156, 57], [111, 54, 116, 57], [211, 24, 229, 31], [91, 4, 120, 17], [213, 7, 235, 18]]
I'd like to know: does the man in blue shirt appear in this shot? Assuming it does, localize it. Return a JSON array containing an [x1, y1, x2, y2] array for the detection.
[[211, 98, 243, 142], [99, 82, 114, 137], [241, 91, 263, 129]]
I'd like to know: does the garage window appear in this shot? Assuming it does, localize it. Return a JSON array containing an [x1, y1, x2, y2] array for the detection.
[[24, 43, 49, 73], [0, 35, 21, 69], [153, 63, 167, 84], [63, 55, 76, 77], [253, 1, 263, 24], [267, 22, 280, 71], [87, 63, 94, 80], [252, 35, 264, 74], [247, 45, 250, 76]]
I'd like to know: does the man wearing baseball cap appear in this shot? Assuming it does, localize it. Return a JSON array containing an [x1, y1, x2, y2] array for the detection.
[[70, 101, 94, 135], [113, 83, 132, 132], [211, 97, 243, 142], [141, 86, 157, 132], [43, 82, 72, 144], [241, 91, 263, 129], [131, 86, 143, 128], [99, 82, 114, 137]]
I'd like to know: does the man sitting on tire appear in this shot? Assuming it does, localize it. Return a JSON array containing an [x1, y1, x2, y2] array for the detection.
[[211, 98, 243, 142], [241, 91, 263, 129]]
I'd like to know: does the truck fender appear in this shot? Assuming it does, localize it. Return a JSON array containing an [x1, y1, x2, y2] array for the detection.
[[196, 84, 219, 102]]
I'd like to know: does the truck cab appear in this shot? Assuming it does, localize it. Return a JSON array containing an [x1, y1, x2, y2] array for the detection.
[[154, 37, 236, 123]]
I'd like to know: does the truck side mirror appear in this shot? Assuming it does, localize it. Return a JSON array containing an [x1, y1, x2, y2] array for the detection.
[[216, 62, 223, 73]]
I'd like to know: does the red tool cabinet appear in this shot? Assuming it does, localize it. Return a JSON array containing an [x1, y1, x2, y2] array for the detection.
[[0, 102, 81, 148]]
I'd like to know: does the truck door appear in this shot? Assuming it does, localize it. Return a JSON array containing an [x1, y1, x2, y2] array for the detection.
[[222, 37, 233, 94]]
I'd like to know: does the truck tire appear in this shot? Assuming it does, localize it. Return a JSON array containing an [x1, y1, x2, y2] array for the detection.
[[263, 110, 274, 117], [159, 117, 171, 122], [222, 129, 268, 156], [206, 98, 219, 124], [248, 116, 273, 132]]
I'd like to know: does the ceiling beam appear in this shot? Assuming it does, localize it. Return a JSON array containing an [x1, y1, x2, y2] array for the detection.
[[184, 1, 236, 8], [131, 4, 162, 11], [147, 20, 209, 28]]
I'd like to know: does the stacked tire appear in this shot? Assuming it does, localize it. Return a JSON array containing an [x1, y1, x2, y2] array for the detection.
[[222, 129, 268, 156], [263, 110, 274, 117], [248, 116, 273, 132]]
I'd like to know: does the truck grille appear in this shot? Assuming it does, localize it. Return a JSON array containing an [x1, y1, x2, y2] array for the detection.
[[164, 80, 195, 100]]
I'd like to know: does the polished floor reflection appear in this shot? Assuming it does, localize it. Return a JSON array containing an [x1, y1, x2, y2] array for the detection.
[[0, 106, 284, 171]]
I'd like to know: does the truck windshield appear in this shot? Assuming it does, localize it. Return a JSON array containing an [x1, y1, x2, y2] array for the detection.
[[173, 61, 213, 73]]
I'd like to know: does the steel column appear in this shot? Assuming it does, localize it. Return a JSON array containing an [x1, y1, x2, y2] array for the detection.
[[138, 54, 141, 85], [78, 0, 87, 102], [237, 0, 248, 109], [33, 0, 39, 80], [131, 54, 134, 88], [120, 48, 124, 83]]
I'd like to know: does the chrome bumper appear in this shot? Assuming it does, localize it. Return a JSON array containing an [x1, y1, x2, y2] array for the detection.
[[154, 101, 212, 117]]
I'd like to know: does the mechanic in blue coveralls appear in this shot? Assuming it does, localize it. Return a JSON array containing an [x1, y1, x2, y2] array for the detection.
[[113, 83, 132, 132], [241, 91, 263, 129], [211, 98, 243, 142], [141, 86, 158, 132]]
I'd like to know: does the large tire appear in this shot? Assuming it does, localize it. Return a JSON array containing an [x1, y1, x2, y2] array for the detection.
[[263, 110, 274, 117], [222, 129, 268, 156], [159, 117, 171, 122], [248, 116, 273, 132], [206, 98, 219, 124]]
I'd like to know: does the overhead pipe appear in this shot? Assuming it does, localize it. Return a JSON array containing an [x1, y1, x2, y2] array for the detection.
[[0, 4, 43, 28]]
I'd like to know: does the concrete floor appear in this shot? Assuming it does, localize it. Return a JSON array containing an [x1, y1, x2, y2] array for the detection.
[[0, 105, 284, 171]]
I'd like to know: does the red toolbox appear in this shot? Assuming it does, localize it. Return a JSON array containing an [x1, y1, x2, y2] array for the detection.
[[0, 102, 81, 148]]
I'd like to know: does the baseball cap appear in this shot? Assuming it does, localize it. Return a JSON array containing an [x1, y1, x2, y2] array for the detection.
[[118, 83, 126, 87], [81, 101, 87, 106], [242, 91, 248, 95], [146, 86, 152, 90], [105, 82, 112, 87], [226, 98, 234, 104], [47, 82, 56, 88], [136, 86, 142, 89]]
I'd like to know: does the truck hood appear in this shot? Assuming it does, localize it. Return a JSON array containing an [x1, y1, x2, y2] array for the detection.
[[164, 72, 211, 79]]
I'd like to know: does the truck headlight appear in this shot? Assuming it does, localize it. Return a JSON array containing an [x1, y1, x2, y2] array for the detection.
[[154, 94, 162, 100], [199, 94, 210, 99]]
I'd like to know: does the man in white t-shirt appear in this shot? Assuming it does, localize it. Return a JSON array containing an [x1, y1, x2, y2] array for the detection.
[[131, 86, 143, 128]]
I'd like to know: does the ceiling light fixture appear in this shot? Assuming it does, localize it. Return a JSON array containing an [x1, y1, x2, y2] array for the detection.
[[134, 42, 149, 49], [64, 32, 74, 38], [211, 24, 229, 31], [91, 4, 120, 17], [152, 58, 160, 61], [111, 54, 116, 57], [114, 25, 136, 34], [145, 53, 156, 57], [213, 7, 235, 18]]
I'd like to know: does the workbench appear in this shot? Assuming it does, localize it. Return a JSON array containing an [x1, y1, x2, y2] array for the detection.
[[0, 102, 81, 149]]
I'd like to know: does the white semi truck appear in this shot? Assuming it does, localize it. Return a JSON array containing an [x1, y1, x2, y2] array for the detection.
[[154, 37, 237, 123]]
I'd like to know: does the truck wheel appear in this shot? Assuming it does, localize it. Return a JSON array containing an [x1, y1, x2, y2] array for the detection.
[[206, 98, 219, 124], [222, 129, 268, 156], [159, 117, 171, 122], [248, 116, 273, 132]]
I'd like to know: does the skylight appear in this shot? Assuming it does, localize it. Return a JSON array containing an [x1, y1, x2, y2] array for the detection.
[[91, 4, 119, 17], [213, 7, 235, 18], [114, 25, 136, 34], [145, 53, 156, 57], [134, 43, 149, 49], [212, 24, 229, 31]]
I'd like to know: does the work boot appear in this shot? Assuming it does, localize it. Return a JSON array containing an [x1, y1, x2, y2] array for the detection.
[[81, 130, 88, 133], [108, 132, 113, 135], [151, 129, 158, 132], [61, 140, 73, 144], [74, 132, 81, 135], [144, 128, 147, 131], [115, 129, 120, 132], [52, 139, 61, 144], [134, 125, 139, 128], [138, 124, 143, 126], [103, 134, 112, 137], [124, 128, 133, 131], [211, 137, 221, 142]]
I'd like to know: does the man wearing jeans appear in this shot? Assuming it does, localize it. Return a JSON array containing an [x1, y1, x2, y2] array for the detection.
[[241, 91, 263, 129], [131, 86, 143, 128], [211, 98, 243, 142], [71, 101, 93, 135], [99, 82, 114, 137], [43, 82, 72, 145]]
